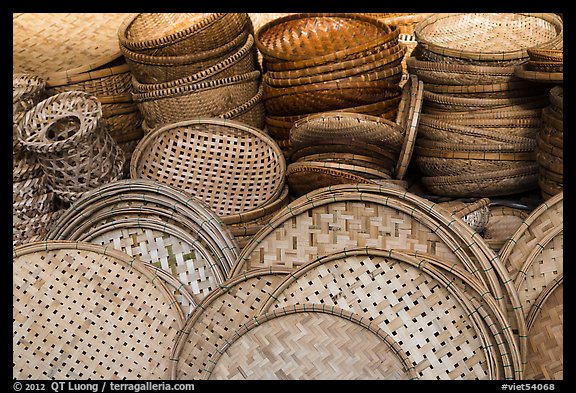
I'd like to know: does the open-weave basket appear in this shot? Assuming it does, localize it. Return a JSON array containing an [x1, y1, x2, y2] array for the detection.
[[118, 13, 251, 56], [121, 30, 250, 84], [414, 13, 563, 65], [132, 70, 261, 129], [361, 13, 433, 35], [130, 118, 285, 218], [13, 240, 183, 379], [13, 73, 47, 124], [16, 91, 124, 203], [13, 209, 66, 247], [255, 13, 398, 64]]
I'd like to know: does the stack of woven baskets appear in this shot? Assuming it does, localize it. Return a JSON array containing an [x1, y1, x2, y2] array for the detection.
[[536, 86, 563, 200], [407, 13, 563, 197], [255, 13, 405, 156], [13, 13, 142, 179], [119, 13, 265, 132], [515, 47, 563, 84]]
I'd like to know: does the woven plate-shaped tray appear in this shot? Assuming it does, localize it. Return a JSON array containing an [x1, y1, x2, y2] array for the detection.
[[513, 63, 563, 83], [170, 267, 292, 379], [44, 179, 240, 274], [130, 118, 286, 218], [13, 240, 183, 379], [524, 277, 563, 380], [414, 13, 563, 63], [13, 13, 127, 80], [422, 89, 549, 112], [259, 248, 522, 379]]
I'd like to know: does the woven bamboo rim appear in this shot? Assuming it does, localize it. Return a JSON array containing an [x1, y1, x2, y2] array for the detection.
[[406, 57, 520, 85], [549, 86, 563, 111], [46, 62, 131, 87], [227, 186, 290, 234], [417, 116, 539, 145], [13, 240, 184, 379], [526, 60, 563, 73], [422, 113, 542, 129], [524, 276, 563, 380], [208, 305, 420, 380], [263, 46, 406, 87], [131, 34, 256, 92], [414, 13, 563, 62], [423, 90, 549, 111], [286, 162, 376, 196], [415, 154, 536, 178], [259, 248, 521, 379], [394, 76, 423, 179], [169, 267, 292, 379], [255, 13, 398, 62], [130, 118, 286, 218], [289, 140, 400, 164], [77, 217, 226, 309], [118, 13, 249, 55], [513, 225, 563, 320], [513, 63, 563, 83], [295, 152, 397, 174], [539, 165, 563, 187], [293, 160, 392, 179], [423, 107, 543, 122], [527, 47, 563, 62], [421, 164, 539, 198], [265, 42, 405, 80], [539, 124, 563, 149], [415, 138, 537, 157], [13, 13, 128, 78], [422, 80, 535, 96], [45, 179, 240, 270], [289, 111, 404, 152], [264, 78, 402, 117]]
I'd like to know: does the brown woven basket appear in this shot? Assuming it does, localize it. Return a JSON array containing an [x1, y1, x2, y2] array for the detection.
[[526, 60, 563, 73], [264, 79, 402, 116], [132, 70, 261, 129], [13, 240, 183, 379], [482, 205, 530, 253], [16, 91, 124, 203], [255, 13, 398, 63], [423, 80, 539, 98], [130, 118, 285, 218], [421, 164, 539, 197], [422, 89, 549, 112], [118, 13, 250, 56], [13, 209, 66, 247], [13, 191, 56, 224], [13, 73, 47, 123], [527, 47, 563, 62], [121, 29, 250, 84], [513, 63, 563, 84], [13, 174, 47, 203], [362, 13, 433, 35], [414, 13, 563, 65]]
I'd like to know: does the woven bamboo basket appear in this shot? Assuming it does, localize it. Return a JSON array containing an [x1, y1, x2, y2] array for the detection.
[[258, 249, 522, 379], [118, 13, 251, 56], [102, 103, 143, 144], [131, 34, 259, 92], [422, 89, 549, 112], [132, 70, 261, 129], [513, 63, 563, 84], [13, 191, 56, 223], [130, 118, 286, 218], [13, 209, 66, 247], [526, 60, 563, 73], [121, 30, 250, 84], [13, 174, 47, 203], [421, 164, 539, 197], [524, 277, 563, 380], [549, 86, 563, 112], [289, 141, 400, 166], [264, 79, 402, 116], [255, 13, 399, 64], [436, 197, 491, 233], [16, 91, 124, 203], [169, 267, 292, 379], [414, 13, 563, 65], [527, 47, 563, 63], [263, 46, 406, 87], [417, 115, 540, 144], [482, 204, 530, 253], [362, 13, 433, 35], [295, 151, 398, 172], [45, 179, 240, 274], [13, 241, 183, 379], [422, 80, 541, 98], [13, 13, 128, 80]]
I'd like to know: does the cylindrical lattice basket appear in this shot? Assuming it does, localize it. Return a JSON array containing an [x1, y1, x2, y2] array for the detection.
[[16, 91, 124, 203]]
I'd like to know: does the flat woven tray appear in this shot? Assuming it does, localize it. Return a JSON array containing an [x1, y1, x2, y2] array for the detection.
[[414, 13, 563, 64], [13, 240, 183, 379], [259, 248, 522, 379], [130, 118, 286, 218], [13, 13, 127, 80]]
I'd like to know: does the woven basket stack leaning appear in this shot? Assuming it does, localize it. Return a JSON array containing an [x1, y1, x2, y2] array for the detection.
[[12, 12, 564, 382], [407, 13, 563, 197], [120, 13, 265, 132], [536, 86, 563, 200], [256, 13, 406, 155]]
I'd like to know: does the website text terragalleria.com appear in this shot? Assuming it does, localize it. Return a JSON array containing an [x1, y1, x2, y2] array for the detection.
[[49, 381, 195, 392]]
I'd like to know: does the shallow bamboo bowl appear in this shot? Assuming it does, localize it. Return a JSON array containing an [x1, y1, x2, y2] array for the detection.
[[130, 118, 286, 218]]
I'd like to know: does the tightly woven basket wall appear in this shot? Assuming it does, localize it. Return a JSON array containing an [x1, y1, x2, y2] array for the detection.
[[16, 91, 124, 203], [130, 118, 285, 218]]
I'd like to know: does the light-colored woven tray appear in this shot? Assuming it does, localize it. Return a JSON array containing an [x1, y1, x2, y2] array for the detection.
[[13, 13, 128, 80], [130, 118, 286, 219], [13, 240, 183, 379], [259, 248, 522, 379]]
